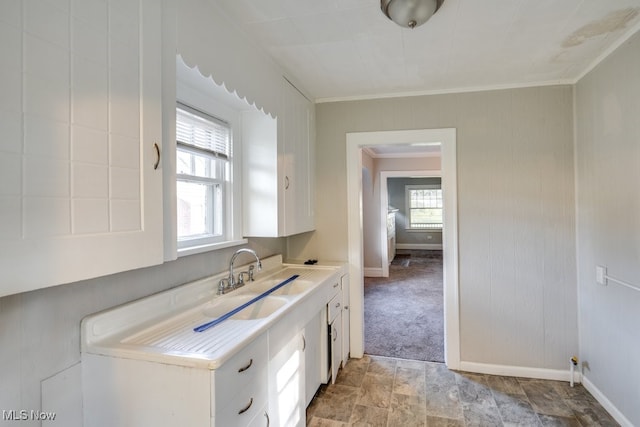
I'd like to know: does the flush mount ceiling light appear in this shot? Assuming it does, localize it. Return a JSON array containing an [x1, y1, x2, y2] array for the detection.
[[381, 0, 444, 29]]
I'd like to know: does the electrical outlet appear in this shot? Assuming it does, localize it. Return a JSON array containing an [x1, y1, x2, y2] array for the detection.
[[596, 265, 607, 286]]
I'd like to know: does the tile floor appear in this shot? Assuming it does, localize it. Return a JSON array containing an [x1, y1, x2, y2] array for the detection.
[[306, 355, 618, 426]]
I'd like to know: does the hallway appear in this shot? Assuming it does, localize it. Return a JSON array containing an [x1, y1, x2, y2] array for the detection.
[[364, 250, 444, 362]]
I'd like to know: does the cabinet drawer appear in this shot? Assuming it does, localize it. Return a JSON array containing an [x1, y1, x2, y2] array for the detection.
[[214, 378, 268, 427], [327, 292, 342, 323], [213, 333, 268, 399], [329, 280, 340, 298]]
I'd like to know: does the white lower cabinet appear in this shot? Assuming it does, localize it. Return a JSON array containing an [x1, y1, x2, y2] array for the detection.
[[268, 330, 305, 427], [82, 355, 212, 427], [83, 334, 270, 427], [303, 310, 323, 406], [82, 265, 349, 427], [212, 333, 269, 426]]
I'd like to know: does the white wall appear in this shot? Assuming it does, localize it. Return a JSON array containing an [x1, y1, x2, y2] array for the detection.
[[575, 30, 640, 426], [292, 86, 577, 372]]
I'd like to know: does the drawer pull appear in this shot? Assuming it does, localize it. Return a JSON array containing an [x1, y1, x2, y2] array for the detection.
[[238, 359, 253, 373], [153, 143, 160, 170], [238, 398, 253, 414]]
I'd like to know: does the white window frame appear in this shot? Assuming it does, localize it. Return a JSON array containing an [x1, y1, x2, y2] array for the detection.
[[176, 103, 230, 249], [405, 184, 443, 230], [174, 100, 245, 256]]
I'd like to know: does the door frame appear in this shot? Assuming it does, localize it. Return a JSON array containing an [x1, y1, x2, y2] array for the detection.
[[346, 128, 460, 369]]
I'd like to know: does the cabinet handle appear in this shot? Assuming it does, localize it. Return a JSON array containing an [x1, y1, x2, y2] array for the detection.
[[302, 334, 306, 351], [335, 302, 340, 309], [264, 411, 270, 426], [238, 359, 253, 373], [153, 143, 160, 170], [333, 327, 337, 341], [344, 305, 349, 310], [285, 176, 290, 189], [333, 283, 339, 288], [238, 397, 253, 414]]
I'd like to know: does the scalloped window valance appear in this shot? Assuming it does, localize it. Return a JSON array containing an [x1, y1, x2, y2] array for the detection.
[[177, 0, 282, 118]]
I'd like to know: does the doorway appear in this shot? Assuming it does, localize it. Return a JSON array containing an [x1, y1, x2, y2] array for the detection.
[[363, 173, 445, 362], [345, 128, 460, 369]]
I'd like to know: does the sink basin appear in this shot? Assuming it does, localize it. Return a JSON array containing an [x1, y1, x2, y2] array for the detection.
[[202, 294, 287, 320], [248, 278, 315, 296]]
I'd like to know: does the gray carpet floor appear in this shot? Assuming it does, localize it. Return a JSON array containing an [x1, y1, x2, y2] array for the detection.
[[364, 250, 444, 362]]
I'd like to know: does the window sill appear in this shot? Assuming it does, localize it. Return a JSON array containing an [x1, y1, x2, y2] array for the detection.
[[405, 228, 443, 233], [177, 238, 249, 257]]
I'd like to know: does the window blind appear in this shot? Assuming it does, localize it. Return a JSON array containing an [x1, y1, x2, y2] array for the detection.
[[176, 104, 230, 159]]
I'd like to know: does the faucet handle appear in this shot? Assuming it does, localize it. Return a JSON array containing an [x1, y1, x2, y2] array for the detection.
[[248, 265, 256, 281], [218, 278, 231, 295], [238, 271, 251, 286]]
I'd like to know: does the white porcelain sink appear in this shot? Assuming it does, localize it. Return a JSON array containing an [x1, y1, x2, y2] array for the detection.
[[201, 294, 287, 320], [248, 278, 315, 296]]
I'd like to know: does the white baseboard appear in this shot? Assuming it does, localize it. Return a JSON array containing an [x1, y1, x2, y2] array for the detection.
[[396, 243, 443, 250], [582, 375, 634, 427], [458, 361, 582, 383], [363, 267, 384, 277]]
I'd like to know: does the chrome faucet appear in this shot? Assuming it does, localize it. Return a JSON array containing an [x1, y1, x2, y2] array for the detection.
[[218, 248, 262, 294]]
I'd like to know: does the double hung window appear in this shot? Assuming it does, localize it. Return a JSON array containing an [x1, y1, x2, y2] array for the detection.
[[176, 104, 231, 248], [406, 185, 443, 230]]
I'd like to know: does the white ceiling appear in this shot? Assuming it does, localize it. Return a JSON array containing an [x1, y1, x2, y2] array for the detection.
[[215, 0, 640, 102]]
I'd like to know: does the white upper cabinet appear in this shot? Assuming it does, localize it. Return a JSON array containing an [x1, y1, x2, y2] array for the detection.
[[281, 78, 315, 237], [0, 0, 163, 297], [242, 78, 315, 238]]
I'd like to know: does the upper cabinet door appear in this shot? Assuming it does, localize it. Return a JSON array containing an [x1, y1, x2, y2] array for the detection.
[[281, 78, 315, 237], [0, 0, 163, 297], [242, 78, 315, 238]]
